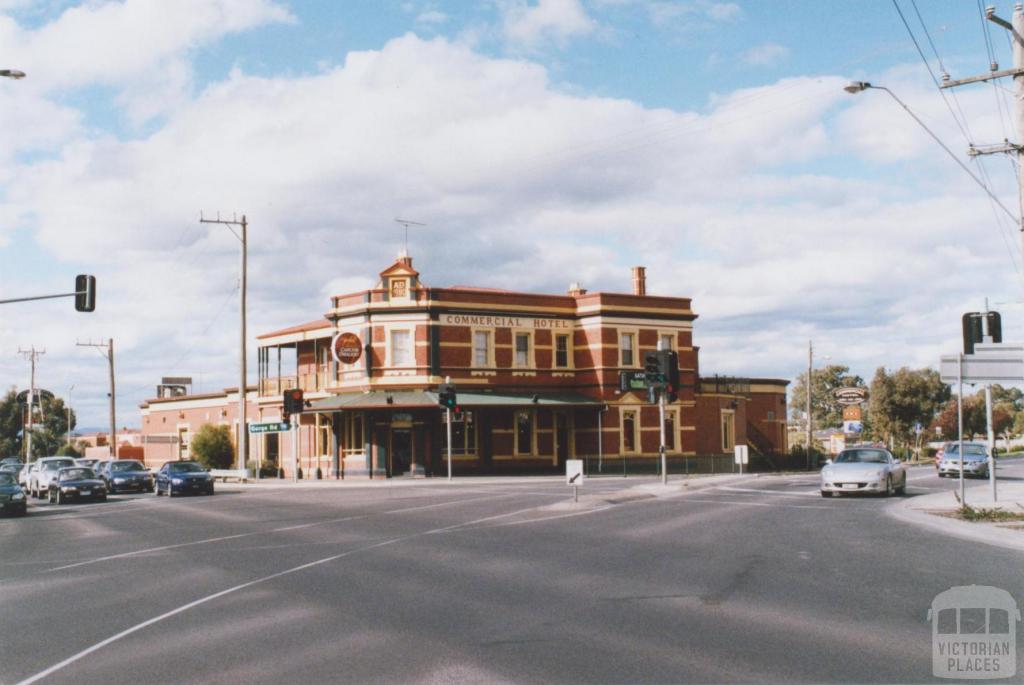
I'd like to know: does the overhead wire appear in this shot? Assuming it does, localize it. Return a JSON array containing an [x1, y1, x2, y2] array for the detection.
[[896, 0, 1022, 277]]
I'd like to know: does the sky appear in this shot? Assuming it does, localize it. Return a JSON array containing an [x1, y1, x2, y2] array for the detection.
[[2, 0, 1024, 430]]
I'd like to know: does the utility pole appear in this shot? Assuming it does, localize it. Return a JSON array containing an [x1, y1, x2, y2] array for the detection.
[[200, 213, 248, 471], [17, 347, 44, 460], [77, 339, 116, 458], [806, 340, 813, 470], [67, 384, 75, 448], [941, 4, 1024, 265]]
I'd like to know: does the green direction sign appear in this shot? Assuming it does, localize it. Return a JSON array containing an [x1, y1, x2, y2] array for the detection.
[[619, 371, 647, 392], [248, 421, 291, 434]]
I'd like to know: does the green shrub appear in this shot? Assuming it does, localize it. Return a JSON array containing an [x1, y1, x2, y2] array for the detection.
[[190, 424, 234, 470]]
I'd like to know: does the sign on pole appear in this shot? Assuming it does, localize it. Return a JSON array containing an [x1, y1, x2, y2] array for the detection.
[[566, 459, 584, 503], [734, 445, 749, 474], [248, 421, 291, 434]]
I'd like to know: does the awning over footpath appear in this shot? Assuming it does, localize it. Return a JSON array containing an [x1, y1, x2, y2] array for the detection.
[[306, 389, 604, 412]]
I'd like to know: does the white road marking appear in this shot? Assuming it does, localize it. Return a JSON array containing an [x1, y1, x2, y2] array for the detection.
[[715, 486, 817, 498], [44, 492, 527, 573], [15, 536, 406, 685], [16, 491, 617, 685]]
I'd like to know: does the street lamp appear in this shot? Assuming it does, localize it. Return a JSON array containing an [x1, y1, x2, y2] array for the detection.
[[0, 69, 26, 79], [843, 80, 1018, 223]]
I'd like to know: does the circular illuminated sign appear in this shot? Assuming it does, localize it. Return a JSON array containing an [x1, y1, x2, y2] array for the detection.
[[332, 332, 362, 365]]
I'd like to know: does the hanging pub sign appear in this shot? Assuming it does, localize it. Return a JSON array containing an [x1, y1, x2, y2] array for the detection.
[[834, 387, 867, 406], [332, 332, 363, 365]]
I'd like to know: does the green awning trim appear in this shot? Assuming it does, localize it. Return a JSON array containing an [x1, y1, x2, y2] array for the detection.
[[306, 389, 604, 412]]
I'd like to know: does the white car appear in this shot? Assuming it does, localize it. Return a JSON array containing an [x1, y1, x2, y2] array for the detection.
[[821, 447, 907, 497], [18, 462, 36, 490], [29, 457, 77, 499]]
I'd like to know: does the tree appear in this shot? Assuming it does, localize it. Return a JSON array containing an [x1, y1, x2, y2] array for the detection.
[[0, 387, 76, 459], [190, 424, 234, 469], [935, 397, 986, 442], [788, 364, 865, 429], [868, 367, 950, 448]]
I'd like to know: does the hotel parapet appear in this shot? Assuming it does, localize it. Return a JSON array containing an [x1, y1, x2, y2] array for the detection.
[[140, 254, 788, 477]]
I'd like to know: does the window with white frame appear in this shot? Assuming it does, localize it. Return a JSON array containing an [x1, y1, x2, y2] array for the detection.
[[721, 410, 735, 451], [620, 332, 635, 366], [343, 413, 364, 456], [390, 329, 413, 367], [659, 333, 675, 351], [473, 330, 492, 367], [555, 333, 570, 368], [443, 411, 477, 455], [514, 332, 532, 367]]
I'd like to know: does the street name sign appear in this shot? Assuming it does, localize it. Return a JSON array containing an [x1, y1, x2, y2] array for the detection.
[[619, 370, 647, 392], [248, 421, 291, 434], [940, 342, 1024, 384]]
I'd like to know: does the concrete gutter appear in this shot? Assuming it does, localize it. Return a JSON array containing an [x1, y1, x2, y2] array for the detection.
[[889, 481, 1024, 554]]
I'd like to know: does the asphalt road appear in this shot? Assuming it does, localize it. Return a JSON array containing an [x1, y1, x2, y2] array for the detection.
[[2, 462, 1023, 684]]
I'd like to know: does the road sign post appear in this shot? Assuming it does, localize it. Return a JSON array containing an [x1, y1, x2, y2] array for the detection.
[[566, 459, 584, 503]]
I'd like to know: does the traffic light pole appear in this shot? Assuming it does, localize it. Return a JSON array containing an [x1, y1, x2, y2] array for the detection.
[[446, 407, 453, 481], [658, 389, 667, 485]]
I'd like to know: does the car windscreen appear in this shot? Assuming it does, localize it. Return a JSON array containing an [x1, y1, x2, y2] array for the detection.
[[0, 473, 15, 486], [945, 445, 987, 457], [60, 468, 94, 481], [110, 461, 145, 472], [835, 449, 889, 464], [168, 463, 204, 473], [43, 459, 76, 471]]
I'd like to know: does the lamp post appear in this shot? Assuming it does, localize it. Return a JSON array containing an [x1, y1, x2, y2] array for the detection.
[[843, 81, 1018, 225], [66, 385, 74, 448]]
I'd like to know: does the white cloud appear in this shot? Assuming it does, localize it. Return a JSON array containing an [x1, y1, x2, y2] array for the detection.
[[1, 0, 294, 124], [742, 42, 789, 67], [501, 0, 596, 49], [1, 24, 1020, 426]]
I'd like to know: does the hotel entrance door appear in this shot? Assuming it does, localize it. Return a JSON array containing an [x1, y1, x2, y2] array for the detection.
[[390, 428, 413, 477]]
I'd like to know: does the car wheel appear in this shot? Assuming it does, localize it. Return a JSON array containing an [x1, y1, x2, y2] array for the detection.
[[895, 480, 906, 496], [100, 494, 107, 502], [884, 476, 893, 497]]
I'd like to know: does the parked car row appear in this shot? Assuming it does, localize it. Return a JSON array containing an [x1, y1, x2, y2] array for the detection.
[[1, 460, 215, 517]]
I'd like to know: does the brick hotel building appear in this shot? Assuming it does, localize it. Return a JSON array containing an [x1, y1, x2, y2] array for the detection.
[[140, 254, 788, 477]]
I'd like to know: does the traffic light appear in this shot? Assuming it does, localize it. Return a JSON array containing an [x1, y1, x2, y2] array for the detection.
[[75, 274, 96, 312], [438, 383, 457, 410], [643, 351, 662, 384], [282, 388, 304, 420], [658, 350, 680, 402], [962, 311, 1003, 354]]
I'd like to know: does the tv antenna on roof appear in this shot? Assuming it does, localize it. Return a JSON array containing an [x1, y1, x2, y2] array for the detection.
[[394, 218, 425, 254]]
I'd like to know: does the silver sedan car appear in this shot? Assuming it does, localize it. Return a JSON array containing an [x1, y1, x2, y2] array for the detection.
[[821, 447, 907, 497], [937, 442, 990, 479]]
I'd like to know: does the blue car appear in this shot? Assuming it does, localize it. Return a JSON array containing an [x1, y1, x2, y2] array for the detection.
[[0, 472, 27, 516], [155, 461, 214, 497]]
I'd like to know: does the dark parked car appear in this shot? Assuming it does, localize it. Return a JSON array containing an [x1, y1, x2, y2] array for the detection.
[[0, 472, 27, 516], [155, 461, 214, 497], [99, 460, 154, 493], [48, 467, 107, 504]]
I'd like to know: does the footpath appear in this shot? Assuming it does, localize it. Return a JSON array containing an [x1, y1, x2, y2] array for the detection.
[[890, 478, 1024, 554]]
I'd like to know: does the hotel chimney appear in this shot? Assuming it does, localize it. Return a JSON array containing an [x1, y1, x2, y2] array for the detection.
[[632, 266, 646, 296]]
